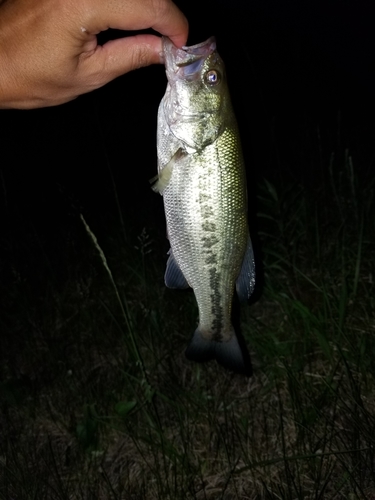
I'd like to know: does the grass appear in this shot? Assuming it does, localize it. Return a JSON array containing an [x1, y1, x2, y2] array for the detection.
[[1, 148, 375, 499]]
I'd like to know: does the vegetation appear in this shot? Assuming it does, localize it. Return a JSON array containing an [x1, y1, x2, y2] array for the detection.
[[1, 148, 374, 499]]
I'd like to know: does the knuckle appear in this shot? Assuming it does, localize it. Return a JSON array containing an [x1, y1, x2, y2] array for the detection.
[[131, 44, 151, 69]]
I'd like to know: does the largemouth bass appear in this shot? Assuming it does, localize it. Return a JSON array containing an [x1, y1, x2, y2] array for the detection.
[[152, 37, 255, 376]]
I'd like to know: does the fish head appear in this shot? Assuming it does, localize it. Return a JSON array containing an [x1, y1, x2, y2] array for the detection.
[[162, 37, 232, 152]]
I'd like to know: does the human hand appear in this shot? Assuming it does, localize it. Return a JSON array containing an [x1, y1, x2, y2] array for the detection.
[[0, 0, 188, 109]]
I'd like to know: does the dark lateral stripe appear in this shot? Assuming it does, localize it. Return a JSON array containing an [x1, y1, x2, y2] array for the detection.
[[209, 267, 224, 338]]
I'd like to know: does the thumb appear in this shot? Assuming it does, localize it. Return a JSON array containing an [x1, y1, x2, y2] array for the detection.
[[79, 34, 163, 90]]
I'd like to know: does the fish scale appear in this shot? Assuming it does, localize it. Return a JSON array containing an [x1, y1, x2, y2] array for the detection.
[[153, 37, 255, 376]]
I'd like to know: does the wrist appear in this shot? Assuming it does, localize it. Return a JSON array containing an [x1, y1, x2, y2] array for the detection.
[[0, 48, 15, 108], [0, 33, 29, 109]]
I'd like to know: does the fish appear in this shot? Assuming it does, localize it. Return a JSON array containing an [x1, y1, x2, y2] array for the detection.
[[151, 37, 256, 376]]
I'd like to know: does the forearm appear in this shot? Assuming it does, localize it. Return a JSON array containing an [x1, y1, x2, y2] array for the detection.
[[0, 47, 46, 109], [0, 51, 16, 109]]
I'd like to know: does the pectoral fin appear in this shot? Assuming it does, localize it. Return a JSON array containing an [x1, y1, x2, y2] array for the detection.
[[236, 235, 256, 302], [150, 148, 185, 194], [164, 249, 189, 289]]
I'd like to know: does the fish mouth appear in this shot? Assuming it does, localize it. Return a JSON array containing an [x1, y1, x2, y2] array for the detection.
[[163, 37, 217, 82]]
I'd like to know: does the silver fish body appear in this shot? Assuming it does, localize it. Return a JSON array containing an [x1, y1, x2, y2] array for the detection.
[[154, 37, 255, 375]]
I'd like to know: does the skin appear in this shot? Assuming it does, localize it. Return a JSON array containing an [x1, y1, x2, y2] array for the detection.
[[0, 0, 188, 109]]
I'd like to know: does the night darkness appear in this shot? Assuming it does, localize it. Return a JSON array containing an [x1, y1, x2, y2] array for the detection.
[[1, 1, 375, 495], [1, 0, 374, 242]]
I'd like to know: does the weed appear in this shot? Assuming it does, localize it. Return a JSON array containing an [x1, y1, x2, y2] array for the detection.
[[1, 150, 374, 498]]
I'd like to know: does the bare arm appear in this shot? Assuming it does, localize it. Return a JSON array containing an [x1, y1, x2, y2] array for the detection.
[[0, 0, 188, 109]]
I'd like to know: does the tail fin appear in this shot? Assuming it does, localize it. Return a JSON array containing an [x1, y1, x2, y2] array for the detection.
[[185, 328, 252, 377]]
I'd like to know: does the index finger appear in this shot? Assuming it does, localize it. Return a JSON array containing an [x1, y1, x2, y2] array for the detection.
[[81, 0, 188, 47]]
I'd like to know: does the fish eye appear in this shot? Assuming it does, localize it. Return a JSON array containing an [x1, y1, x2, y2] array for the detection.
[[204, 69, 221, 86]]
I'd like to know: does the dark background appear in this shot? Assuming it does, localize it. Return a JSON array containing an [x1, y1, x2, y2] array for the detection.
[[0, 0, 374, 259]]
